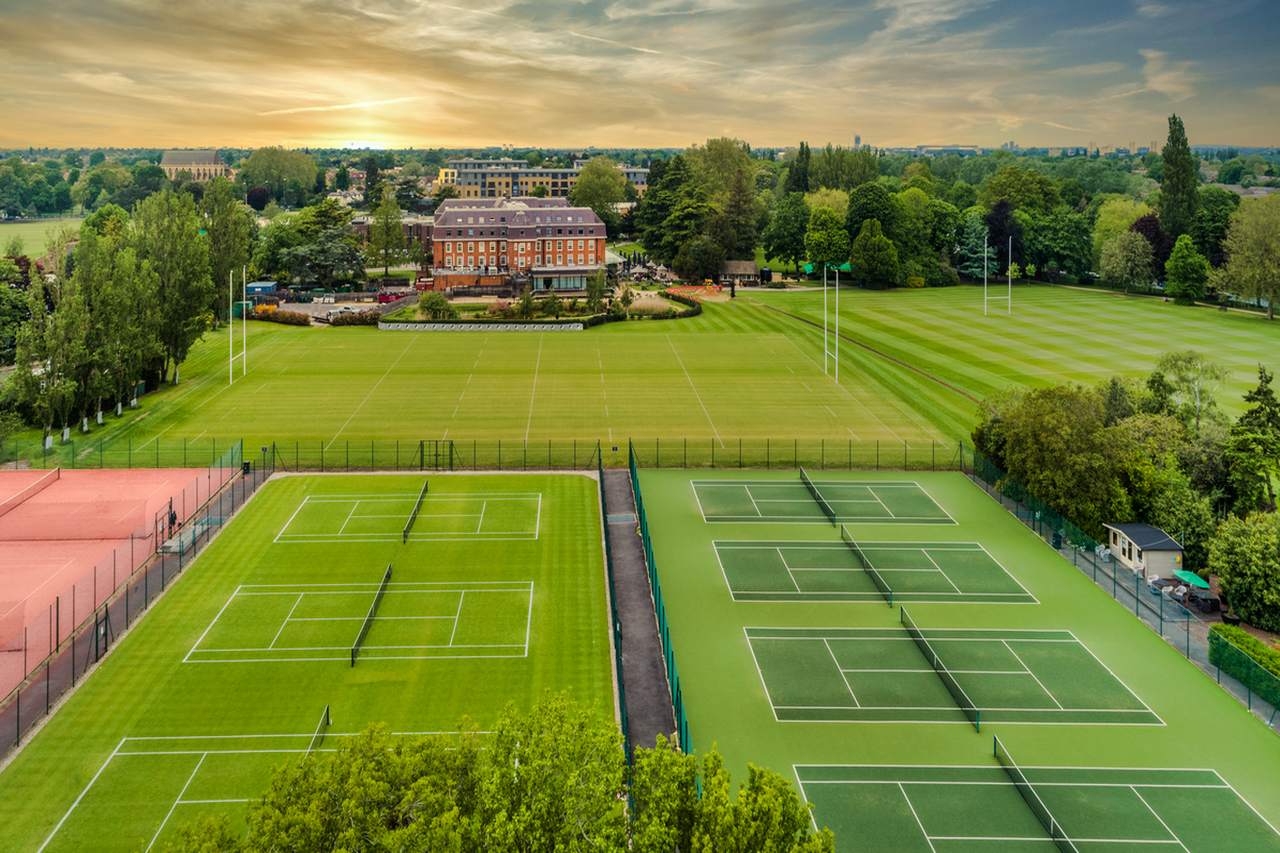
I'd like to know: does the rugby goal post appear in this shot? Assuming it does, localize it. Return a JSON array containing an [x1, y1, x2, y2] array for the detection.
[[229, 266, 248, 384]]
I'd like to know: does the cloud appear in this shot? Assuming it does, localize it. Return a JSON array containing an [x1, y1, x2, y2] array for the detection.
[[1136, 1, 1171, 17], [257, 96, 424, 116], [1042, 120, 1090, 133], [1139, 48, 1198, 101]]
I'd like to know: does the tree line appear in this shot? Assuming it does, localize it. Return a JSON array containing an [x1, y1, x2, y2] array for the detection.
[[163, 694, 835, 853], [622, 118, 1278, 316], [972, 355, 1280, 628]]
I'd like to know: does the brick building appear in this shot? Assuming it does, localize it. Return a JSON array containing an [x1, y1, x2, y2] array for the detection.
[[351, 213, 433, 249], [431, 198, 606, 292]]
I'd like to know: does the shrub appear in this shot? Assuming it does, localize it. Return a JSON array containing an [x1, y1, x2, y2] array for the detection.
[[330, 309, 380, 326], [1208, 624, 1280, 708], [906, 275, 925, 288], [252, 308, 310, 326]]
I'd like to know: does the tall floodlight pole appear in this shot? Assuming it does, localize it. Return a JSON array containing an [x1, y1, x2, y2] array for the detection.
[[228, 271, 234, 384], [241, 266, 247, 376]]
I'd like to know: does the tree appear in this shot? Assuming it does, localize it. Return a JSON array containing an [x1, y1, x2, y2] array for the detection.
[[245, 186, 270, 211], [719, 167, 760, 259], [1100, 231, 1154, 293], [984, 200, 1022, 271], [542, 291, 562, 319], [845, 182, 896, 245], [947, 180, 977, 210], [130, 190, 212, 383], [236, 148, 318, 204], [585, 269, 608, 314], [954, 210, 995, 281], [13, 275, 87, 445], [570, 156, 628, 237], [1209, 513, 1280, 632], [1023, 207, 1091, 282], [784, 142, 810, 194], [978, 164, 1060, 213], [1160, 114, 1198, 238], [1155, 350, 1227, 436], [672, 235, 724, 282], [201, 178, 254, 318], [763, 193, 809, 272], [1215, 195, 1280, 319], [529, 184, 549, 198], [1227, 366, 1280, 513], [1092, 197, 1151, 268], [418, 291, 458, 320], [1129, 213, 1172, 276], [1164, 235, 1209, 303], [368, 183, 407, 278], [849, 218, 900, 290], [804, 206, 849, 275], [1191, 186, 1240, 267], [334, 164, 350, 191], [636, 155, 692, 262]]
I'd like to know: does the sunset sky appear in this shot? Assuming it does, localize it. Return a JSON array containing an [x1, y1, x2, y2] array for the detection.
[[1, 0, 1277, 150]]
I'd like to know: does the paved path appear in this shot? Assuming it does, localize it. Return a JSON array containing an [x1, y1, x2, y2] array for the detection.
[[603, 469, 676, 754]]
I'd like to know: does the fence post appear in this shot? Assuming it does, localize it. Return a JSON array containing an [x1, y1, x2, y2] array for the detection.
[[738, 438, 742, 468], [766, 439, 770, 469]]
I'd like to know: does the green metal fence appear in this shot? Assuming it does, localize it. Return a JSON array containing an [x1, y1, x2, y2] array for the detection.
[[629, 440, 691, 753], [969, 447, 1280, 734]]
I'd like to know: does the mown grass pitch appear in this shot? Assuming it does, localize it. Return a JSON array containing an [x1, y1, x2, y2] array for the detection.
[[637, 469, 1280, 852], [0, 472, 612, 852]]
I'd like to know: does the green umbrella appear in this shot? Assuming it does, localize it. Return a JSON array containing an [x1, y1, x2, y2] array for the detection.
[[1174, 570, 1210, 589]]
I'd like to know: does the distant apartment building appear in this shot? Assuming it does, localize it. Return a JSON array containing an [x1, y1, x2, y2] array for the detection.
[[431, 197, 605, 292], [159, 150, 232, 182], [436, 158, 648, 199], [351, 213, 433, 249]]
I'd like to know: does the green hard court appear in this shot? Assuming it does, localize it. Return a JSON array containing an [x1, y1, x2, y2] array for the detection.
[[714, 540, 1035, 604], [747, 625, 1160, 725], [797, 761, 1280, 852], [0, 472, 612, 852], [694, 478, 953, 523]]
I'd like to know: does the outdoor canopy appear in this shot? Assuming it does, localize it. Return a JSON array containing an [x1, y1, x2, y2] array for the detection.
[[1174, 570, 1210, 589]]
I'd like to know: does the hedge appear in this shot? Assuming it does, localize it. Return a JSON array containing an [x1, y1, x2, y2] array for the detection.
[[1208, 623, 1280, 709], [330, 309, 381, 326], [379, 290, 701, 329], [251, 309, 311, 326]]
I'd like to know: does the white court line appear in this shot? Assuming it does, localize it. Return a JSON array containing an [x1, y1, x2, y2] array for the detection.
[[38, 740, 123, 852], [1001, 639, 1063, 709], [1130, 786, 1189, 851], [448, 591, 465, 646], [919, 549, 962, 594], [325, 334, 418, 450], [524, 334, 543, 442], [268, 594, 304, 649], [337, 501, 360, 534], [145, 753, 207, 851], [898, 782, 938, 853], [668, 334, 724, 447], [475, 501, 487, 534], [824, 639, 859, 708]]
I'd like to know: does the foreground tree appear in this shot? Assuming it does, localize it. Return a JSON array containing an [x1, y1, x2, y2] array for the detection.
[[201, 177, 254, 318], [804, 206, 849, 277], [762, 192, 809, 272], [1209, 513, 1280, 632], [849, 218, 900, 290], [1215, 195, 1280, 319], [1155, 350, 1227, 436]]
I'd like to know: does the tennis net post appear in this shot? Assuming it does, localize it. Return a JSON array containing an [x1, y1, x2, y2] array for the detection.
[[841, 524, 893, 606], [994, 736, 1080, 852], [351, 563, 392, 666], [307, 704, 331, 756], [901, 606, 981, 731], [402, 480, 429, 543], [799, 467, 837, 526]]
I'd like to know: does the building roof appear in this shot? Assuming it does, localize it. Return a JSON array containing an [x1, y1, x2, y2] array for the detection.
[[433, 197, 604, 237], [1104, 523, 1182, 551], [160, 149, 224, 167]]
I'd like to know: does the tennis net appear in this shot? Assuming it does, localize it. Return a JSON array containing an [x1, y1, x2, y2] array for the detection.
[[901, 606, 981, 731], [402, 480, 429, 543], [0, 468, 60, 519], [351, 564, 392, 666], [841, 524, 893, 606], [307, 705, 331, 755], [994, 736, 1080, 853], [799, 467, 837, 526]]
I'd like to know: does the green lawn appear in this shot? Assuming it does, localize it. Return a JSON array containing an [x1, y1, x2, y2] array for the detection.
[[6, 299, 946, 467], [638, 468, 1280, 851], [749, 284, 1280, 439], [0, 471, 612, 851], [0, 217, 83, 257]]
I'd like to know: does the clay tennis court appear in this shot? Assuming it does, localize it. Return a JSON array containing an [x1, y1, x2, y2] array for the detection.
[[0, 467, 235, 697]]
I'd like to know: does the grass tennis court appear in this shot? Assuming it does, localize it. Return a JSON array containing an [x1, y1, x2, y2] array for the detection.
[[0, 472, 611, 852], [714, 540, 1035, 604], [747, 625, 1160, 726], [694, 478, 953, 523], [797, 759, 1280, 852], [274, 491, 542, 543]]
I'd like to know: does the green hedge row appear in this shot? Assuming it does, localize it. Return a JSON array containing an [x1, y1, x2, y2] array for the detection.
[[252, 309, 311, 326], [1208, 623, 1280, 708]]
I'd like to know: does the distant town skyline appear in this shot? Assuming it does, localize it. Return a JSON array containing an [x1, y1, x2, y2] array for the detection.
[[1, 0, 1277, 150]]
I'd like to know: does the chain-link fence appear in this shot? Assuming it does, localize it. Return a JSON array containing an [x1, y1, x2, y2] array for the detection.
[[969, 448, 1280, 735], [629, 441, 691, 753], [0, 447, 269, 762]]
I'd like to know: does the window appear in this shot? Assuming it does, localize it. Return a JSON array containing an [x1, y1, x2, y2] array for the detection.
[[1137, 548, 1144, 561], [489, 241, 496, 251], [445, 256, 453, 266], [445, 242, 452, 252]]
